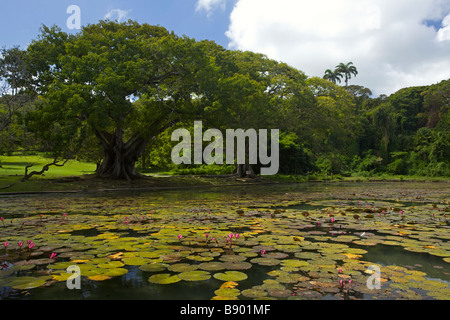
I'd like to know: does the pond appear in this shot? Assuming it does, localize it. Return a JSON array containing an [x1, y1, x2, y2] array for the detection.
[[0, 181, 449, 300]]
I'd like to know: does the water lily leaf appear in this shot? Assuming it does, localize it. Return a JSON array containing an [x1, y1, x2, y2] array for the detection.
[[267, 288, 292, 298], [168, 263, 198, 273], [9, 264, 36, 271], [281, 260, 309, 268], [186, 255, 214, 262], [213, 271, 248, 282], [214, 288, 240, 297], [198, 262, 226, 271], [139, 263, 168, 273], [88, 274, 112, 281], [103, 268, 129, 277], [250, 257, 281, 266], [52, 272, 77, 282], [241, 288, 268, 298], [98, 261, 125, 269], [178, 271, 211, 282], [122, 257, 150, 266], [223, 261, 252, 271], [148, 274, 182, 285], [219, 255, 247, 262], [11, 276, 51, 290], [220, 281, 239, 289]]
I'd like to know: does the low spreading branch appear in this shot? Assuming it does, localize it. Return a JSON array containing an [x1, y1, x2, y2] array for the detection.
[[22, 159, 69, 181]]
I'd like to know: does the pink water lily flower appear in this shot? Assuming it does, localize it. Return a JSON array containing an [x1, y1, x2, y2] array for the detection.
[[28, 242, 35, 249], [261, 249, 266, 255], [177, 235, 183, 241], [4, 242, 9, 248], [50, 252, 58, 259], [18, 241, 24, 248]]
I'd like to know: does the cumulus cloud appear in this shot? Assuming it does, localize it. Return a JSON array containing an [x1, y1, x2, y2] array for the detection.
[[437, 14, 450, 41], [196, 0, 227, 17], [104, 9, 130, 22], [225, 0, 450, 96]]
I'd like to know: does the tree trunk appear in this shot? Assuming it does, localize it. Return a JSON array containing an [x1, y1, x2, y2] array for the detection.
[[234, 163, 256, 178], [94, 128, 148, 181]]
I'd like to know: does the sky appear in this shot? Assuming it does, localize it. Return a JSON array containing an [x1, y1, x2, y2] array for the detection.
[[1, 0, 450, 96]]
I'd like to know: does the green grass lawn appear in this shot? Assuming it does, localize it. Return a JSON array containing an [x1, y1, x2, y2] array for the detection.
[[0, 154, 96, 192], [0, 154, 96, 177]]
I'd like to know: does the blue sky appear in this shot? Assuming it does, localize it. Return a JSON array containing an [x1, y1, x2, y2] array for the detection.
[[0, 0, 234, 49], [1, 0, 450, 96]]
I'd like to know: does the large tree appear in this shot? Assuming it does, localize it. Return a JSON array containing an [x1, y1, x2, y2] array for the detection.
[[26, 21, 205, 180]]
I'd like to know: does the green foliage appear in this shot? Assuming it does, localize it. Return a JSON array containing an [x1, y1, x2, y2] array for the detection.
[[278, 132, 313, 175], [0, 20, 448, 179]]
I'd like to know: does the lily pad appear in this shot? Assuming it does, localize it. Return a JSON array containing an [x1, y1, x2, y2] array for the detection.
[[214, 288, 240, 297], [168, 263, 198, 273], [10, 276, 52, 290], [98, 261, 125, 269], [241, 288, 268, 298], [139, 263, 168, 273], [178, 270, 211, 282], [122, 257, 149, 266], [148, 274, 182, 285], [198, 262, 226, 271], [213, 271, 248, 282], [250, 257, 281, 266], [103, 268, 129, 277]]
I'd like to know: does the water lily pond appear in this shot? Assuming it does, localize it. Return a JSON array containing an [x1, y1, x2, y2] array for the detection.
[[0, 182, 449, 300]]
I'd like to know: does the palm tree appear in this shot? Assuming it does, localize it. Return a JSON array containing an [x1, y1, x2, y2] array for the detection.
[[335, 62, 358, 87], [323, 69, 343, 84]]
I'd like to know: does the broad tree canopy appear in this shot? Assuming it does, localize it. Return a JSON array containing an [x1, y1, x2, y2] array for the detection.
[[26, 20, 207, 180]]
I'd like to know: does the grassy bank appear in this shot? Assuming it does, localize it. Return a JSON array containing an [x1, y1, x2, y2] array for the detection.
[[1, 154, 448, 194]]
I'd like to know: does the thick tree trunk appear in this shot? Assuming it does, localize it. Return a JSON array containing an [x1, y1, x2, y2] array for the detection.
[[94, 128, 148, 181]]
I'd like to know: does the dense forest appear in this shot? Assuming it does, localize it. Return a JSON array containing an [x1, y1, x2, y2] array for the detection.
[[1, 21, 449, 179]]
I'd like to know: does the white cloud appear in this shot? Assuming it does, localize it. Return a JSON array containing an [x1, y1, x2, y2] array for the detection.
[[437, 14, 450, 41], [104, 9, 130, 22], [196, 0, 227, 17], [225, 0, 450, 96]]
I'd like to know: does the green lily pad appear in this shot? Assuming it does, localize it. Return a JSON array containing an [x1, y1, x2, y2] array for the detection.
[[219, 255, 247, 262], [148, 274, 182, 285], [139, 263, 168, 273], [122, 257, 150, 266], [178, 271, 211, 282], [213, 271, 248, 282], [214, 288, 240, 297], [250, 257, 281, 266], [10, 276, 52, 290], [241, 288, 268, 298], [198, 262, 226, 271], [280, 259, 309, 268], [103, 268, 129, 277], [98, 261, 125, 269], [9, 264, 36, 272], [168, 263, 199, 273]]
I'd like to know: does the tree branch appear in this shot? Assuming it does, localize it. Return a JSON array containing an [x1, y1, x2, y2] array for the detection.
[[22, 159, 69, 181]]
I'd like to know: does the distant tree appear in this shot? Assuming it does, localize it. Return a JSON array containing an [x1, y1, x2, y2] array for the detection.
[[335, 62, 358, 87], [323, 69, 343, 84], [0, 47, 36, 153]]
